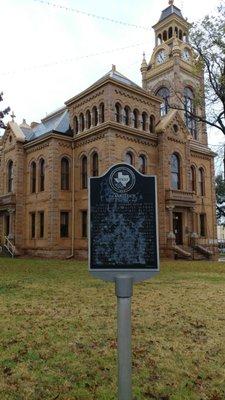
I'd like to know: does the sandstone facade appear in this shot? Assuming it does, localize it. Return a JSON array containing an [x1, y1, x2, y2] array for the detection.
[[0, 2, 218, 259]]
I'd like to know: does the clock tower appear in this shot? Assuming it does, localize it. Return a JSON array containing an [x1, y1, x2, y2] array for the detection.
[[141, 0, 207, 144]]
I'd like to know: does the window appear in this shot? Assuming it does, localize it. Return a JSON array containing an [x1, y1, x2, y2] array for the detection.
[[31, 161, 36, 193], [79, 113, 85, 132], [190, 166, 196, 192], [82, 210, 87, 238], [163, 30, 167, 41], [81, 156, 87, 189], [39, 158, 45, 192], [156, 87, 170, 116], [200, 214, 206, 237], [60, 211, 69, 238], [171, 153, 181, 190], [133, 109, 139, 128], [138, 155, 147, 174], [39, 211, 44, 238], [141, 112, 148, 131], [31, 212, 35, 239], [149, 115, 155, 133], [168, 27, 173, 39], [99, 103, 104, 123], [92, 106, 98, 126], [184, 87, 197, 138], [199, 168, 205, 196], [8, 160, 13, 192], [86, 110, 91, 129], [125, 152, 133, 165], [124, 106, 130, 126], [179, 30, 183, 40], [115, 103, 121, 123], [61, 157, 70, 190], [157, 34, 162, 45], [74, 116, 78, 134], [92, 152, 99, 177]]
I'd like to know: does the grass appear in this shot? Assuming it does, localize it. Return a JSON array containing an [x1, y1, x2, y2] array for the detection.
[[0, 258, 225, 399]]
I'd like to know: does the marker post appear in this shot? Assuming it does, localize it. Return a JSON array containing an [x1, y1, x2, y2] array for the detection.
[[89, 164, 159, 399]]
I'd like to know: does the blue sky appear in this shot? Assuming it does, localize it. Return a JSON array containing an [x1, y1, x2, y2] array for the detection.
[[0, 0, 222, 147]]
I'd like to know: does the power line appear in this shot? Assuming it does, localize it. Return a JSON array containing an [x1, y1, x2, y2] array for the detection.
[[33, 0, 150, 31], [0, 42, 146, 76]]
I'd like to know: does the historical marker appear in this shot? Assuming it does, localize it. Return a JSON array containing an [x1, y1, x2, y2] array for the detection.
[[88, 163, 159, 400], [89, 163, 159, 281]]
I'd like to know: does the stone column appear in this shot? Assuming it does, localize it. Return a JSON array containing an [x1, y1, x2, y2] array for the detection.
[[166, 206, 175, 256], [166, 206, 175, 236], [8, 208, 15, 241], [190, 207, 198, 247]]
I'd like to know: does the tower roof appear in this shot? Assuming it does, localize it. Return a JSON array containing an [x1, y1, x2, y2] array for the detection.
[[157, 1, 184, 24]]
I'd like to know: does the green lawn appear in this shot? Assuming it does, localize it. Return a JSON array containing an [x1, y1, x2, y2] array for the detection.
[[0, 258, 225, 400]]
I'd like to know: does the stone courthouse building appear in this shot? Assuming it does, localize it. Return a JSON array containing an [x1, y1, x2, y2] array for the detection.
[[0, 1, 218, 259]]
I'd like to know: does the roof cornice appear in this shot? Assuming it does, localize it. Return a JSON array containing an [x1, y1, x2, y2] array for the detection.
[[65, 77, 162, 106]]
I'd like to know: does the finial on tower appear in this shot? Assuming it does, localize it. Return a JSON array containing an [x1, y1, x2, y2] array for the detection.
[[169, 0, 174, 5], [10, 111, 16, 122], [141, 52, 147, 71]]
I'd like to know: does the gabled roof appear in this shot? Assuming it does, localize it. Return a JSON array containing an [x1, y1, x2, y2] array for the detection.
[[156, 109, 181, 132], [20, 107, 71, 141], [7, 121, 26, 142]]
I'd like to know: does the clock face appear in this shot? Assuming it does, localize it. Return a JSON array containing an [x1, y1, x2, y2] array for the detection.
[[156, 50, 166, 64], [182, 49, 191, 61]]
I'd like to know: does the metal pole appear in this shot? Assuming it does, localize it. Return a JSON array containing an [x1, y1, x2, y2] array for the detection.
[[115, 276, 133, 400]]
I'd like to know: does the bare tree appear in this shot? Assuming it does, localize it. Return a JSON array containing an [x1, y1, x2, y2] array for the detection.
[[170, 2, 225, 136], [0, 92, 10, 130]]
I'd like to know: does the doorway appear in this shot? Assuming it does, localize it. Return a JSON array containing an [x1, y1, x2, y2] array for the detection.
[[173, 212, 183, 245], [4, 214, 10, 236]]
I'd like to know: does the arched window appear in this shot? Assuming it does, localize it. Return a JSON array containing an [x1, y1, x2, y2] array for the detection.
[[133, 109, 139, 128], [79, 113, 85, 132], [92, 152, 99, 177], [199, 168, 205, 196], [125, 152, 133, 165], [61, 157, 70, 190], [184, 87, 197, 138], [124, 106, 130, 126], [190, 165, 196, 192], [86, 110, 91, 129], [8, 160, 13, 193], [81, 156, 87, 189], [179, 30, 183, 40], [92, 106, 98, 126], [141, 112, 148, 131], [99, 103, 104, 123], [115, 102, 122, 123], [156, 87, 170, 116], [31, 161, 36, 193], [138, 155, 147, 174], [168, 27, 173, 39], [74, 116, 78, 134], [149, 115, 155, 133], [163, 30, 167, 41], [157, 34, 162, 45], [171, 153, 181, 190], [39, 158, 45, 192]]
